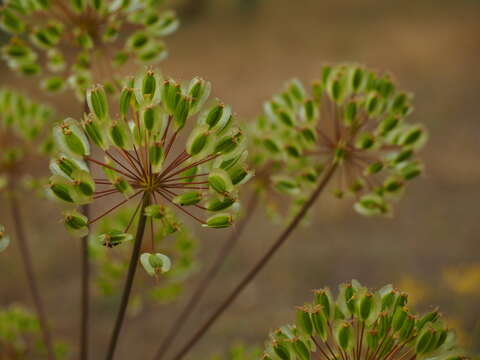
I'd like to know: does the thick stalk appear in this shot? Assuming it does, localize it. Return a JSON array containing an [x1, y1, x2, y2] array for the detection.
[[105, 196, 150, 360], [153, 194, 260, 360], [8, 186, 56, 360], [80, 100, 90, 360], [168, 162, 338, 360]]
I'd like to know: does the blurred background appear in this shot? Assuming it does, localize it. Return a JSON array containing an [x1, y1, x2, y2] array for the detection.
[[1, 0, 480, 358]]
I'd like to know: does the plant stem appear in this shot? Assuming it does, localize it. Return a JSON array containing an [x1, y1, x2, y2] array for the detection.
[[168, 162, 338, 360], [153, 194, 260, 360], [105, 195, 150, 360], [8, 186, 56, 360], [80, 204, 90, 360], [81, 99, 91, 360]]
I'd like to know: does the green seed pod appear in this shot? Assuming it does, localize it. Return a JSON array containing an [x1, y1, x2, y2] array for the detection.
[[109, 120, 133, 150], [296, 307, 313, 336], [204, 213, 233, 229], [119, 87, 134, 118], [416, 328, 435, 355], [140, 252, 171, 276], [377, 116, 400, 136], [49, 176, 75, 203], [144, 205, 167, 219], [398, 161, 423, 180], [208, 169, 234, 195], [0, 225, 10, 253], [399, 314, 415, 341], [365, 92, 382, 116], [358, 292, 374, 321], [311, 307, 328, 340], [314, 288, 334, 320], [142, 105, 161, 131], [186, 124, 210, 156], [87, 85, 109, 121], [82, 113, 108, 150], [263, 137, 282, 154], [134, 69, 162, 105], [127, 31, 150, 50], [113, 177, 134, 197], [49, 155, 88, 179], [213, 128, 244, 155], [273, 342, 291, 360], [0, 9, 26, 33], [71, 169, 95, 198], [41, 76, 65, 92], [273, 176, 300, 196], [383, 177, 404, 195], [292, 338, 310, 360], [173, 191, 203, 206], [365, 162, 384, 175], [161, 79, 180, 113], [53, 118, 90, 158], [366, 330, 379, 349], [199, 103, 231, 131], [380, 290, 396, 311], [98, 230, 133, 248], [392, 306, 409, 332], [276, 110, 295, 128], [416, 309, 439, 332], [206, 197, 236, 212], [149, 143, 165, 173], [354, 194, 390, 217], [335, 321, 353, 351], [228, 166, 254, 186], [399, 125, 427, 149], [63, 210, 88, 237], [173, 96, 191, 130], [300, 127, 317, 144], [349, 66, 365, 92], [74, 28, 93, 49], [188, 77, 211, 115]]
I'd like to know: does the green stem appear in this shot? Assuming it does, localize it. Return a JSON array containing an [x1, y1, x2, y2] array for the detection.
[[8, 185, 56, 360], [153, 194, 260, 360], [105, 195, 150, 360], [168, 162, 338, 360]]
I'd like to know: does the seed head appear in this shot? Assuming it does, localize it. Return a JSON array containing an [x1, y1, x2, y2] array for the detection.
[[249, 64, 427, 217], [0, 0, 178, 98], [262, 280, 465, 360], [49, 69, 252, 241]]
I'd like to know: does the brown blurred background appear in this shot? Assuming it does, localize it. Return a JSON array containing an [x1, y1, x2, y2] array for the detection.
[[1, 0, 480, 358]]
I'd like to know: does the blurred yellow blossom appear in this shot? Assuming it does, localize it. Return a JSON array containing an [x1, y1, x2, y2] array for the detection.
[[397, 274, 431, 306], [443, 264, 480, 296]]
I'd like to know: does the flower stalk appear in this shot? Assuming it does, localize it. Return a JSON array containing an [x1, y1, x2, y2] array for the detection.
[[8, 182, 56, 360], [105, 195, 150, 360], [153, 193, 260, 360], [168, 161, 338, 360]]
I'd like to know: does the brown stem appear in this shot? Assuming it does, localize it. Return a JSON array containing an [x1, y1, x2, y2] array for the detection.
[[80, 204, 90, 360], [153, 194, 260, 360], [104, 195, 150, 360], [8, 186, 56, 360], [168, 161, 338, 360]]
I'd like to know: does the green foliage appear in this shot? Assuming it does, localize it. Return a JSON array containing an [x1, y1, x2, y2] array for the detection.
[[0, 88, 56, 193], [261, 280, 464, 360], [0, 0, 178, 98], [248, 64, 427, 217], [0, 304, 69, 358]]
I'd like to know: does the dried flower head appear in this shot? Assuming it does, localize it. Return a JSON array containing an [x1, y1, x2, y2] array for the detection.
[[0, 0, 178, 97], [0, 88, 55, 192], [250, 64, 427, 217], [89, 204, 197, 300], [49, 69, 252, 242], [262, 280, 465, 360]]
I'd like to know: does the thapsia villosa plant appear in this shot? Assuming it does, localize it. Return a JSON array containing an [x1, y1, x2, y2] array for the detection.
[[0, 2, 468, 360]]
